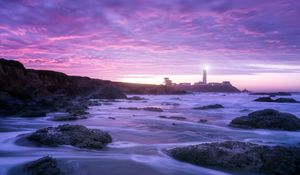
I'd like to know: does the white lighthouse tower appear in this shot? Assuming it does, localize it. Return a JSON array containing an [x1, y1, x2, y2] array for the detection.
[[203, 66, 208, 84]]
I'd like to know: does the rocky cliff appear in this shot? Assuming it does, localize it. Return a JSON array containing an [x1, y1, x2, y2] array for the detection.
[[0, 58, 185, 117]]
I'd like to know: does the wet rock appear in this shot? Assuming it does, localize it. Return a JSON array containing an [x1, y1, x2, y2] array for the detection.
[[229, 109, 300, 131], [127, 96, 145, 100], [167, 141, 300, 175], [119, 107, 164, 112], [254, 97, 273, 102], [24, 156, 61, 175], [250, 92, 291, 96], [119, 107, 140, 110], [102, 102, 113, 105], [51, 114, 87, 121], [193, 104, 224, 110], [158, 116, 186, 120], [274, 98, 299, 103], [143, 107, 163, 112], [239, 109, 251, 113], [161, 102, 180, 106], [254, 97, 299, 103], [198, 119, 208, 123], [88, 100, 102, 106], [27, 124, 112, 149]]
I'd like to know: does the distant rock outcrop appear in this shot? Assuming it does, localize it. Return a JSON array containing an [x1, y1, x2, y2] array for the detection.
[[274, 98, 299, 103], [254, 97, 299, 103], [250, 92, 291, 97], [27, 124, 112, 149], [254, 97, 273, 102], [229, 109, 300, 131], [167, 141, 300, 175], [193, 104, 224, 110], [241, 89, 251, 93]]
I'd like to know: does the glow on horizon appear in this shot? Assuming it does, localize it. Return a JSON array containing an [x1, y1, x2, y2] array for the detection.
[[120, 72, 300, 92]]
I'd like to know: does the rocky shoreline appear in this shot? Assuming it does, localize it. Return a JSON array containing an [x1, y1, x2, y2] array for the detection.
[[0, 58, 186, 118], [1, 58, 300, 175]]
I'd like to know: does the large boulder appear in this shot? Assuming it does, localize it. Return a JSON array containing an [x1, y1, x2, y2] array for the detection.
[[27, 124, 112, 149], [193, 104, 224, 110], [167, 141, 300, 175], [24, 156, 61, 175], [229, 109, 300, 131]]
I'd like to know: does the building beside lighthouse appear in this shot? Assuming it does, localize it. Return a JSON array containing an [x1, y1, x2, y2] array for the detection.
[[163, 67, 240, 92]]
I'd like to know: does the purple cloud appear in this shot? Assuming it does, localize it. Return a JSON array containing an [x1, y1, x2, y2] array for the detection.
[[0, 0, 300, 91]]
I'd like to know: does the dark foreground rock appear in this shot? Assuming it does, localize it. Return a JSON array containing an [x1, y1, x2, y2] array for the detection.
[[254, 97, 299, 103], [229, 109, 300, 131], [27, 124, 112, 149], [24, 156, 61, 175], [193, 104, 224, 110], [167, 141, 300, 175]]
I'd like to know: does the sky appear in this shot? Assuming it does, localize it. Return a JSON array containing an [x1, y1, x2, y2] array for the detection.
[[0, 0, 300, 91]]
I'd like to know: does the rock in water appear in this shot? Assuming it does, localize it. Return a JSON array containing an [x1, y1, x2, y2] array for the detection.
[[254, 97, 273, 102], [24, 156, 61, 175], [118, 107, 140, 110], [254, 97, 299, 103], [274, 98, 299, 103], [193, 104, 224, 110], [27, 124, 112, 149], [127, 96, 145, 100], [229, 109, 300, 131], [143, 107, 163, 112], [167, 141, 300, 175]]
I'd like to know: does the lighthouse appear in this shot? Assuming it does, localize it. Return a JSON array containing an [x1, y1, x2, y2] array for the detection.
[[203, 67, 207, 84]]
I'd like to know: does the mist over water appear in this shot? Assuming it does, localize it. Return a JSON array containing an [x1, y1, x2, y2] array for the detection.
[[1, 93, 300, 175]]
